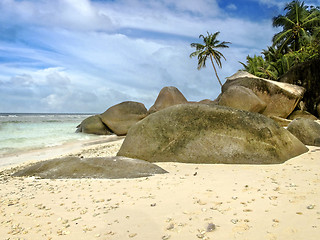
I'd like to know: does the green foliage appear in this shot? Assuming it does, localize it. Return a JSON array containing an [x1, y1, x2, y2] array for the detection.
[[241, 0, 320, 80], [272, 0, 320, 52], [190, 31, 231, 86], [240, 55, 277, 80]]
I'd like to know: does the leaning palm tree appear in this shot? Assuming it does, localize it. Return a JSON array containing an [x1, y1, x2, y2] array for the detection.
[[272, 0, 320, 52], [190, 31, 231, 87]]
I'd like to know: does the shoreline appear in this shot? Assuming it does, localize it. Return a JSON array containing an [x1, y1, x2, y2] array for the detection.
[[0, 135, 124, 171], [0, 140, 320, 239]]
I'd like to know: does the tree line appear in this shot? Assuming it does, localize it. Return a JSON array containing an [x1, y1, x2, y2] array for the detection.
[[190, 0, 320, 86], [240, 0, 320, 80]]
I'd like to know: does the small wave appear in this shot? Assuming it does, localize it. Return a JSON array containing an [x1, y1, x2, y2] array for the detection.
[[0, 137, 29, 144], [43, 120, 62, 123], [45, 142, 64, 147], [0, 147, 17, 156], [0, 120, 25, 124]]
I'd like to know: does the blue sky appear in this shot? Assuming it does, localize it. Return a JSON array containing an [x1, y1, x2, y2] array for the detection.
[[0, 0, 319, 113]]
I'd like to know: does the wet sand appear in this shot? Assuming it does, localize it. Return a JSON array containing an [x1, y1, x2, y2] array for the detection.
[[0, 139, 320, 240]]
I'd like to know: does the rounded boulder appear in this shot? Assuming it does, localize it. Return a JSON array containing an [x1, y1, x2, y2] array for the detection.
[[218, 85, 267, 113], [77, 115, 112, 135], [118, 104, 308, 164], [100, 101, 148, 136], [287, 118, 320, 146], [148, 86, 188, 113]]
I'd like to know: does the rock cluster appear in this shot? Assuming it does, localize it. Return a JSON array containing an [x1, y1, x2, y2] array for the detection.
[[75, 70, 320, 165], [76, 86, 188, 136], [13, 70, 318, 181], [77, 72, 318, 135]]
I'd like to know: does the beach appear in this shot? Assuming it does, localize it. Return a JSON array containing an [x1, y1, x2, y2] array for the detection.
[[1, 138, 320, 240]]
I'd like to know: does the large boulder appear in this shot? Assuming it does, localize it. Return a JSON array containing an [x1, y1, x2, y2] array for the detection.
[[100, 101, 148, 136], [287, 110, 318, 121], [287, 118, 320, 146], [117, 104, 308, 164], [148, 86, 188, 113], [76, 115, 112, 135], [223, 71, 305, 118], [12, 156, 168, 179], [218, 85, 267, 113]]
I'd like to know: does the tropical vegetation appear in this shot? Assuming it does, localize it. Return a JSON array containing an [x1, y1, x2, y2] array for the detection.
[[190, 31, 231, 87], [240, 0, 320, 80]]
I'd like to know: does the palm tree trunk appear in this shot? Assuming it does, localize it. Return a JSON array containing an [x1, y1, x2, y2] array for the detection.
[[210, 55, 223, 87]]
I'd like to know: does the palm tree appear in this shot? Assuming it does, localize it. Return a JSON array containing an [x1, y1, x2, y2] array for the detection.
[[190, 31, 231, 87], [272, 0, 320, 52]]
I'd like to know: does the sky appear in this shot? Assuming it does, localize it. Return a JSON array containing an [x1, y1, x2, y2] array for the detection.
[[0, 0, 319, 113]]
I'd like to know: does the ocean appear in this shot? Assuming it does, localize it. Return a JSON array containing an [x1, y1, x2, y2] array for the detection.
[[0, 113, 103, 157]]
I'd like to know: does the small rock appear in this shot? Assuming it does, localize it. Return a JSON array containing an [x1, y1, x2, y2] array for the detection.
[[196, 199, 207, 205], [166, 223, 174, 230], [162, 235, 171, 240], [289, 183, 297, 187], [307, 204, 315, 209], [196, 233, 205, 238], [129, 233, 137, 238], [206, 223, 216, 232], [269, 196, 278, 200], [243, 209, 253, 212], [231, 219, 238, 224]]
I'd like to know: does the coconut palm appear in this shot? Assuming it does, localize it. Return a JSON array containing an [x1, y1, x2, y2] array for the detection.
[[272, 0, 320, 52], [190, 31, 231, 87]]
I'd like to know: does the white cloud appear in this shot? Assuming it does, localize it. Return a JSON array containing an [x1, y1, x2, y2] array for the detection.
[[0, 0, 113, 31], [252, 0, 285, 9], [0, 0, 280, 113], [161, 0, 221, 16]]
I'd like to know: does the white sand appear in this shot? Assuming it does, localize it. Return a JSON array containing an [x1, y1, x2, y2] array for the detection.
[[0, 139, 320, 240]]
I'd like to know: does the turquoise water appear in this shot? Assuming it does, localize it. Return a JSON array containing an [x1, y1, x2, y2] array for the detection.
[[0, 113, 101, 156]]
